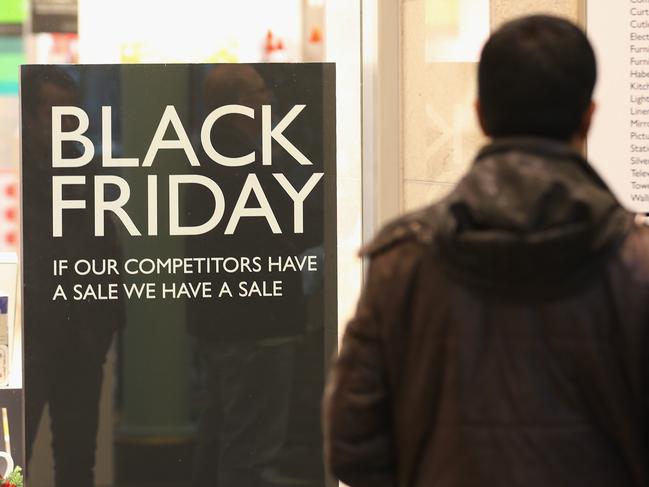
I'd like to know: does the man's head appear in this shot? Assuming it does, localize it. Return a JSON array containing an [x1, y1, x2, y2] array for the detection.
[[477, 15, 597, 143], [202, 65, 271, 141]]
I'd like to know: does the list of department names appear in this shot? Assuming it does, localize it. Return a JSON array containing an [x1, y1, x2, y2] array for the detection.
[[630, 1, 649, 203]]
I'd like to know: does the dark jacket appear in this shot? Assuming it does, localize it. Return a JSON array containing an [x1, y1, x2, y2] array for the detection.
[[324, 138, 649, 487]]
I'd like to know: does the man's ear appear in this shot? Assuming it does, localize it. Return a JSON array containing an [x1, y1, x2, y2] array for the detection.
[[475, 100, 491, 136], [578, 101, 596, 139]]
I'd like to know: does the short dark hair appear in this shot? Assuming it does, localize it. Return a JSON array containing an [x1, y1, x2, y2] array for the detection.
[[478, 15, 596, 141]]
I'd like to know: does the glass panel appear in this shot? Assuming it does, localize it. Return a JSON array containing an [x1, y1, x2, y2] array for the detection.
[[401, 0, 585, 214], [10, 2, 362, 487]]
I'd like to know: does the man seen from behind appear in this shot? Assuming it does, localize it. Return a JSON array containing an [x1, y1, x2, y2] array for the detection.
[[324, 15, 649, 487]]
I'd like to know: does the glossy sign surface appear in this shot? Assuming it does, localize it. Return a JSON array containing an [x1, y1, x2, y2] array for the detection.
[[21, 63, 337, 487]]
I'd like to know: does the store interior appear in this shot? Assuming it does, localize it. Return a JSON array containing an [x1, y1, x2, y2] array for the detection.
[[1, 1, 363, 486]]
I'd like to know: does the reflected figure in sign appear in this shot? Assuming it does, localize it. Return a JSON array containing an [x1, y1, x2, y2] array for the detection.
[[21, 66, 124, 487], [188, 65, 305, 487]]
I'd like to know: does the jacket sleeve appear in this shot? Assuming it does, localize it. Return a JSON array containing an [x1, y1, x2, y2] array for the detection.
[[323, 258, 396, 487]]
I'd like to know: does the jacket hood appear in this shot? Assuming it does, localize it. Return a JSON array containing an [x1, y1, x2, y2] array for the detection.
[[435, 138, 633, 298]]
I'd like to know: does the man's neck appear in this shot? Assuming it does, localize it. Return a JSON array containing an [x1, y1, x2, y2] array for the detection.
[[570, 136, 587, 156]]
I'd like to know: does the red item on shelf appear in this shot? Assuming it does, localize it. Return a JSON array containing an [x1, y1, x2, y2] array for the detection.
[[265, 30, 275, 54], [310, 27, 323, 44]]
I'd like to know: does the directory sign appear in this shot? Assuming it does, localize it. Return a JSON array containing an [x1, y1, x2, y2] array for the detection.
[[588, 0, 649, 211]]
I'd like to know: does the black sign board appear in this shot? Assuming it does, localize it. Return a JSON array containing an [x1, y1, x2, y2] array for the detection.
[[21, 63, 337, 486], [31, 0, 77, 33]]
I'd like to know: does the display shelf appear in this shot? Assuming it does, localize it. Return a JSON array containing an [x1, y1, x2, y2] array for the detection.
[[0, 253, 20, 390]]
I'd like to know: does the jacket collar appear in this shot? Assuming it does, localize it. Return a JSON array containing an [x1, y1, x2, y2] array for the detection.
[[434, 137, 633, 300]]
